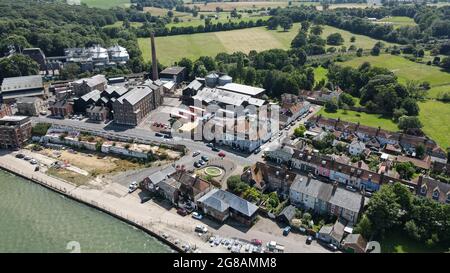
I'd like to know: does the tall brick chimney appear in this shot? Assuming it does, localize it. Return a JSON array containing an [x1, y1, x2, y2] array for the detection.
[[150, 32, 159, 81]]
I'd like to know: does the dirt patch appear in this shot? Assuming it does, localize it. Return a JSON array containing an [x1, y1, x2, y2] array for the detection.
[[46, 167, 91, 186]]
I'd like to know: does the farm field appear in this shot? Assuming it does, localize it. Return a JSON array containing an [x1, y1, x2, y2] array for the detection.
[[139, 23, 395, 65], [80, 0, 130, 9], [340, 54, 450, 99], [167, 13, 271, 28], [185, 1, 298, 11]]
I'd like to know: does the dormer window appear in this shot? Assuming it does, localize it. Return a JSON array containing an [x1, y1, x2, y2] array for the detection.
[[420, 185, 427, 195], [432, 189, 440, 200]]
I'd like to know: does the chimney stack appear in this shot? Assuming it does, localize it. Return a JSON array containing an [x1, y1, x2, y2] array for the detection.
[[150, 32, 159, 81]]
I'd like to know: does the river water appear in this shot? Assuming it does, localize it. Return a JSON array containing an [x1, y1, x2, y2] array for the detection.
[[0, 170, 171, 253]]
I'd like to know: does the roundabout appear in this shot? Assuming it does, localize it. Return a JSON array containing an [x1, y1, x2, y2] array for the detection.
[[203, 166, 223, 177]]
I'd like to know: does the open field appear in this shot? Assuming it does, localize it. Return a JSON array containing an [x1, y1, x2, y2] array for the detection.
[[140, 23, 395, 65], [418, 100, 450, 149], [80, 0, 130, 9], [377, 16, 417, 28], [321, 25, 398, 50], [167, 13, 271, 28], [317, 108, 399, 132], [186, 1, 297, 11], [340, 54, 450, 99]]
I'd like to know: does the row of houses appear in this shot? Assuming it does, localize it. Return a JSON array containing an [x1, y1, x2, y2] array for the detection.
[[141, 167, 259, 226], [308, 115, 447, 164]]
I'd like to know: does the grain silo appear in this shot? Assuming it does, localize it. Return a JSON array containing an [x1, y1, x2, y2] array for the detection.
[[205, 73, 219, 87], [218, 75, 233, 86]]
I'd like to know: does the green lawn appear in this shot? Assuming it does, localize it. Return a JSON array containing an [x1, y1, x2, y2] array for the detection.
[[80, 0, 130, 9], [140, 23, 396, 65], [381, 229, 449, 253], [317, 108, 399, 132], [418, 100, 450, 149], [341, 54, 450, 99], [313, 66, 328, 83]]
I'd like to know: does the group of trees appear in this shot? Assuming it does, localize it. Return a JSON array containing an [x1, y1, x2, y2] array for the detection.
[[355, 183, 450, 248], [326, 62, 425, 130], [175, 48, 315, 98]]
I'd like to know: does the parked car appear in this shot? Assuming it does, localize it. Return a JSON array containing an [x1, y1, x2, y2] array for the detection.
[[253, 147, 262, 154], [29, 159, 38, 165], [212, 147, 220, 152], [194, 162, 201, 168], [192, 151, 200, 157], [346, 185, 357, 192], [24, 156, 31, 161], [128, 181, 138, 193], [194, 225, 208, 233], [324, 243, 338, 251], [206, 143, 214, 148], [201, 156, 209, 162], [306, 236, 313, 245], [15, 153, 25, 159], [198, 160, 206, 166], [192, 212, 203, 220], [163, 134, 173, 139], [155, 132, 163, 137], [218, 151, 226, 157], [283, 226, 291, 236], [251, 239, 262, 246], [177, 208, 188, 216]]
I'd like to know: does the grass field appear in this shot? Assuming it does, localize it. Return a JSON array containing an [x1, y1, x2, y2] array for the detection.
[[167, 14, 271, 28], [418, 100, 450, 149], [317, 108, 399, 132], [321, 25, 397, 50], [341, 54, 450, 99], [185, 1, 296, 11], [80, 0, 130, 9], [377, 16, 417, 28], [140, 23, 395, 65]]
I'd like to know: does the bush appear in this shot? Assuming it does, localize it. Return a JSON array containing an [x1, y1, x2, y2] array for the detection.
[[32, 123, 51, 136]]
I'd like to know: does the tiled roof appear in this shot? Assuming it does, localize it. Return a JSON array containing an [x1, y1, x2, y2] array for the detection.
[[198, 188, 259, 217]]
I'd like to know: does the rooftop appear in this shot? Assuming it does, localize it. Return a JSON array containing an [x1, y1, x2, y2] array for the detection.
[[198, 188, 259, 217], [1, 75, 43, 92], [116, 85, 152, 106], [160, 66, 185, 75], [218, 83, 265, 97]]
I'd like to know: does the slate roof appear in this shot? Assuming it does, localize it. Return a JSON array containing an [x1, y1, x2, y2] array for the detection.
[[116, 86, 152, 106], [73, 75, 106, 87], [198, 188, 259, 217], [80, 89, 101, 102], [1, 75, 43, 92], [160, 66, 185, 75], [103, 85, 128, 97]]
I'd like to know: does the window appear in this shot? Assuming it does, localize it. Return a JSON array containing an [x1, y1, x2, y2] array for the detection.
[[432, 189, 440, 200], [420, 185, 427, 195]]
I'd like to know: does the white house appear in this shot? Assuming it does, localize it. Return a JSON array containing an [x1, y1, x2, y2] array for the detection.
[[348, 140, 366, 156]]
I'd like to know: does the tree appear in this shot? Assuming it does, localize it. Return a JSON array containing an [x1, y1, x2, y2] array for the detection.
[[354, 214, 373, 240], [294, 125, 306, 138], [0, 54, 39, 81], [279, 16, 293, 32], [339, 93, 356, 107], [178, 58, 193, 79], [356, 48, 363, 57], [326, 33, 344, 46], [371, 44, 381, 56], [227, 175, 249, 194], [401, 98, 420, 116], [324, 98, 339, 112], [395, 161, 416, 180], [398, 116, 423, 131], [0, 34, 31, 54], [310, 25, 323, 35], [416, 144, 425, 159], [441, 57, 450, 70], [301, 21, 310, 32], [393, 108, 408, 122], [60, 63, 81, 80], [350, 36, 356, 43], [365, 185, 402, 236], [291, 31, 308, 48]]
